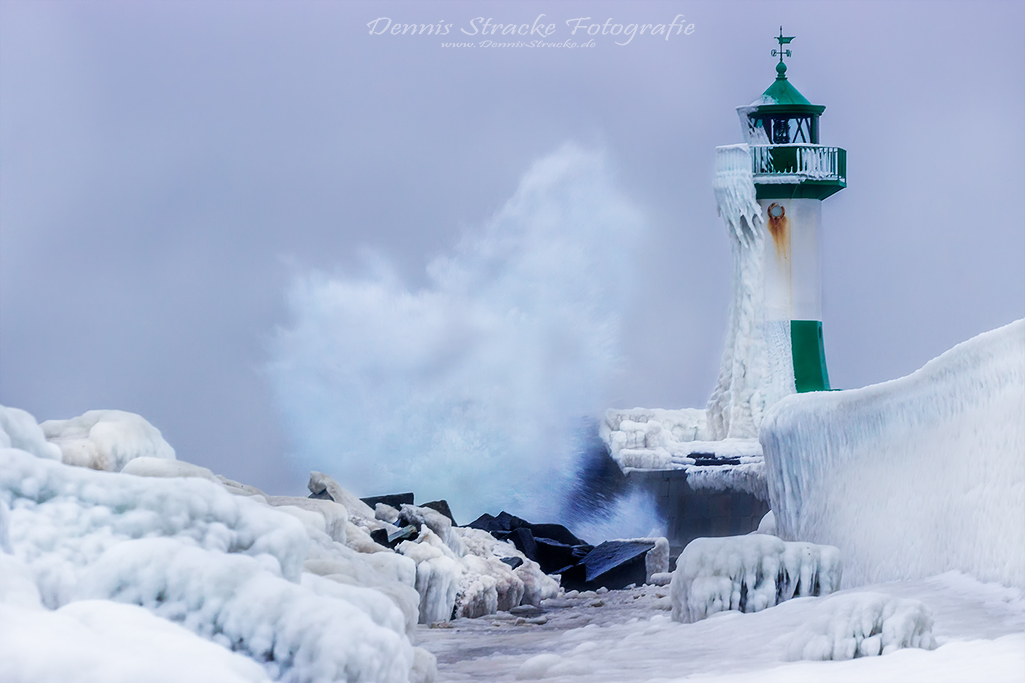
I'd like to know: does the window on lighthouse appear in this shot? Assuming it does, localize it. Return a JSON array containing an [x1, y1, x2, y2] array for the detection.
[[766, 116, 813, 144]]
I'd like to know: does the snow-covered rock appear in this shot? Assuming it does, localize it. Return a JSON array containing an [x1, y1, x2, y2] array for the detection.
[[40, 410, 175, 471], [0, 426, 430, 683], [762, 319, 1025, 588], [398, 531, 464, 624], [644, 536, 670, 582], [120, 456, 217, 480], [670, 534, 841, 622], [0, 405, 62, 461], [784, 592, 937, 660]]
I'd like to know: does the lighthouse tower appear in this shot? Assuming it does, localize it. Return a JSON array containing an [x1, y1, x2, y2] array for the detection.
[[740, 29, 846, 393], [707, 29, 846, 439]]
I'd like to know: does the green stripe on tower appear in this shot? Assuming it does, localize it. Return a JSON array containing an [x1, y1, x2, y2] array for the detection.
[[791, 320, 830, 392]]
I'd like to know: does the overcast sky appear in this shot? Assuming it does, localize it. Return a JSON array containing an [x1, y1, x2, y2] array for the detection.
[[2, 0, 1023, 502]]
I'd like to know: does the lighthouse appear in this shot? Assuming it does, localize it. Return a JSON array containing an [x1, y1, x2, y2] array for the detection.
[[741, 28, 846, 392], [707, 29, 846, 439]]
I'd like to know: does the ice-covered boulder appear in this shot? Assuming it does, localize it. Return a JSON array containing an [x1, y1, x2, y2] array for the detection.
[[120, 456, 217, 481], [397, 530, 464, 624], [784, 592, 937, 660], [0, 444, 430, 683], [41, 410, 175, 471], [454, 526, 556, 608], [670, 534, 841, 623], [0, 405, 62, 461], [761, 319, 1025, 588], [398, 503, 466, 558]]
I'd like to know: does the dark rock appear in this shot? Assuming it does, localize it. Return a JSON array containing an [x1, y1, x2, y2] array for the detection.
[[308, 489, 333, 500], [553, 563, 587, 590], [467, 513, 496, 530], [421, 500, 457, 526], [494, 511, 530, 531], [499, 556, 524, 570], [503, 527, 538, 563], [360, 493, 414, 510], [370, 528, 389, 547], [578, 540, 655, 590], [529, 523, 587, 547], [533, 538, 594, 575]]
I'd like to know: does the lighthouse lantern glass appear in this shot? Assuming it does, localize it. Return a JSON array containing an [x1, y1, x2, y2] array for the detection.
[[758, 115, 817, 144]]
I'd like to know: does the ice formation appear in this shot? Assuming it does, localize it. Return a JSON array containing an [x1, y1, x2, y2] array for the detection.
[[670, 534, 841, 623], [40, 409, 176, 471], [761, 319, 1025, 588], [601, 144, 793, 485], [0, 446, 419, 682], [784, 592, 937, 660], [0, 403, 568, 682], [706, 143, 795, 440], [600, 409, 769, 499]]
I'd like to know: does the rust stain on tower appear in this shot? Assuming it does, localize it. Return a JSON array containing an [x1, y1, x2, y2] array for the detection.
[[766, 202, 790, 264]]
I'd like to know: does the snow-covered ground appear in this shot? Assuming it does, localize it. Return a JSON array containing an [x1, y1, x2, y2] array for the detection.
[[418, 573, 1025, 682]]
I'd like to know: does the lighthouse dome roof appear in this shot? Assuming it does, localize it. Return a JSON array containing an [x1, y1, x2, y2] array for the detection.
[[743, 69, 826, 116]]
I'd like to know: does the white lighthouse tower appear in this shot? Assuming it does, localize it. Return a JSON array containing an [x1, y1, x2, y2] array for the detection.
[[746, 29, 845, 392], [708, 28, 846, 439]]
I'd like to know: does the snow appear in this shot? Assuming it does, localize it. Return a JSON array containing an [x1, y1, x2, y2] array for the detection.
[[121, 455, 218, 480], [0, 599, 272, 683], [1, 405, 62, 461], [761, 319, 1025, 588], [40, 409, 176, 471], [755, 510, 777, 536], [784, 592, 936, 660], [418, 572, 1025, 682], [670, 534, 842, 623], [601, 409, 769, 499]]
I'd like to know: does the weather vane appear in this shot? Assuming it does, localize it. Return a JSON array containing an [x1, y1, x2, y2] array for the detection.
[[771, 26, 794, 64]]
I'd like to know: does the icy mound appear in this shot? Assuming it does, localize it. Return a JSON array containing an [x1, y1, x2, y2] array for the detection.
[[40, 409, 175, 471], [1, 405, 62, 461], [785, 592, 937, 660], [0, 443, 420, 683], [670, 534, 841, 623], [0, 595, 272, 683], [762, 319, 1025, 588]]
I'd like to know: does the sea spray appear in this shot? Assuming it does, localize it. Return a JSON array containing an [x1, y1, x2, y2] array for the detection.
[[269, 144, 646, 527]]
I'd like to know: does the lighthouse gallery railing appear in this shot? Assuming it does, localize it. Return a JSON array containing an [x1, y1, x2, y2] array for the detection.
[[750, 144, 846, 183]]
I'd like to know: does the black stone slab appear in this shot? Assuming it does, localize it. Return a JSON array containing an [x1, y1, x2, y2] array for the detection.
[[529, 523, 587, 547], [421, 500, 457, 526], [503, 527, 538, 563], [579, 540, 655, 590], [370, 528, 390, 547], [360, 493, 415, 510]]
